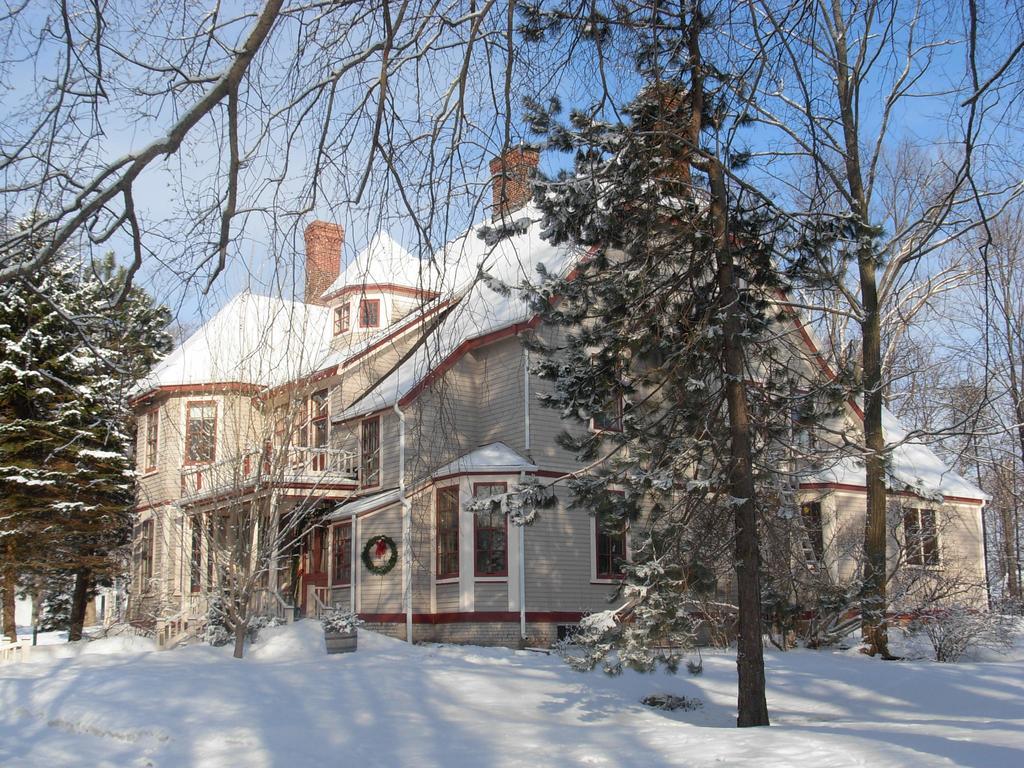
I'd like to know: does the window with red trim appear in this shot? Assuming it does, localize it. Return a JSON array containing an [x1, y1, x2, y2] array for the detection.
[[595, 510, 627, 579], [436, 487, 460, 579], [145, 409, 159, 471], [360, 416, 380, 486], [184, 401, 217, 463], [334, 304, 351, 335], [332, 522, 352, 585], [473, 482, 507, 576], [359, 298, 380, 328]]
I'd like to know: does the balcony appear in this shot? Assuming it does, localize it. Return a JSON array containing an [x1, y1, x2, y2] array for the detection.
[[180, 447, 358, 501]]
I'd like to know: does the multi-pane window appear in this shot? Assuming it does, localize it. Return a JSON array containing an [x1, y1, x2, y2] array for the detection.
[[333, 304, 351, 335], [800, 501, 825, 563], [436, 487, 460, 579], [185, 401, 217, 463], [905, 508, 940, 566], [592, 395, 623, 432], [310, 389, 329, 471], [135, 519, 154, 585], [332, 522, 352, 586], [359, 298, 380, 328], [473, 483, 507, 576], [595, 510, 627, 579], [145, 409, 159, 470], [360, 417, 381, 486], [190, 520, 202, 593]]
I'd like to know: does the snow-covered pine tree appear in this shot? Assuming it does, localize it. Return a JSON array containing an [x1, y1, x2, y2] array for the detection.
[[0, 226, 90, 640], [60, 254, 172, 639], [513, 0, 845, 728], [0, 222, 171, 641]]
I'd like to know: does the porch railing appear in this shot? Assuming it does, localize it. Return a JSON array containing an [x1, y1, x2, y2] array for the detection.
[[180, 447, 358, 500]]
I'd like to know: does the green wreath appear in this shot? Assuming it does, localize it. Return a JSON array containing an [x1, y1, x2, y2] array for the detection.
[[361, 534, 398, 576]]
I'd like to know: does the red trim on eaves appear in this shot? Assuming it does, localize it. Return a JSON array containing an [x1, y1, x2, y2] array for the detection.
[[799, 482, 984, 505], [399, 318, 542, 406], [129, 382, 260, 407], [321, 283, 441, 303], [774, 289, 865, 421], [260, 299, 454, 402]]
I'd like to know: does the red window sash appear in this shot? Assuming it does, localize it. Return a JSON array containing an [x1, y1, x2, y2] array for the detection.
[[334, 304, 351, 335], [359, 298, 381, 328], [595, 512, 627, 579], [332, 522, 352, 586], [473, 482, 508, 577], [436, 487, 460, 579]]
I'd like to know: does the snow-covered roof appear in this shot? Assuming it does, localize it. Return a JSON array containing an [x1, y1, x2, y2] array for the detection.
[[132, 291, 332, 395], [335, 208, 578, 420], [807, 406, 986, 502], [326, 488, 401, 520], [322, 231, 431, 299], [432, 442, 538, 478]]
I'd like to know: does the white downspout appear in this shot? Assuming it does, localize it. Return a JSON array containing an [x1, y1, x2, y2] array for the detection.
[[520, 347, 530, 640], [394, 402, 413, 644]]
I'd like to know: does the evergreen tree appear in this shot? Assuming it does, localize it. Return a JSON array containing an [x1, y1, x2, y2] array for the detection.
[[513, 0, 844, 727], [0, 222, 171, 640]]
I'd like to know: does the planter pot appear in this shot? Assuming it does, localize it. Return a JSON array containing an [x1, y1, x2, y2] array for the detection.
[[325, 630, 357, 654]]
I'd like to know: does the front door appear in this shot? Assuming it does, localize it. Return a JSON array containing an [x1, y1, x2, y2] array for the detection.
[[300, 526, 329, 616]]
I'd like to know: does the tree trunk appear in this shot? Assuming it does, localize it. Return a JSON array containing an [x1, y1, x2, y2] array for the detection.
[[684, 3, 768, 726], [858, 258, 892, 657], [232, 620, 247, 659], [830, 1, 892, 658], [709, 163, 770, 728], [68, 567, 91, 642], [1, 568, 17, 641]]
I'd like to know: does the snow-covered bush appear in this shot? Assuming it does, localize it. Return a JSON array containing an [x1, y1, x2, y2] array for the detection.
[[204, 596, 232, 647], [908, 606, 1016, 662], [321, 610, 362, 635], [247, 615, 284, 642]]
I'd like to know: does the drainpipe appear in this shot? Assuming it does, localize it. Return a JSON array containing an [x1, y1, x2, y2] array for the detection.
[[394, 402, 413, 644], [520, 347, 530, 640]]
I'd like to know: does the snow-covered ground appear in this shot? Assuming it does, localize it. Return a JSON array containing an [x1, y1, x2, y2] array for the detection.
[[1, 621, 1022, 767]]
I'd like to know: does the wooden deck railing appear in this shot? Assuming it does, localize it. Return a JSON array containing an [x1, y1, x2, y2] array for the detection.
[[180, 447, 358, 500]]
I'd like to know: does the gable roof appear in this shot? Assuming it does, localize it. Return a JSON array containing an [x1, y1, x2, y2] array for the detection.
[[334, 207, 577, 421], [432, 442, 538, 478], [321, 231, 432, 300], [132, 291, 332, 396], [805, 406, 986, 502]]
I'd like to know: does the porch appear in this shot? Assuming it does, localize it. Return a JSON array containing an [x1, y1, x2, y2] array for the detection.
[[180, 446, 358, 501]]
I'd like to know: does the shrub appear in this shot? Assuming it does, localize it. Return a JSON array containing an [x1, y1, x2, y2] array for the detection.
[[908, 606, 1016, 662], [321, 610, 362, 635]]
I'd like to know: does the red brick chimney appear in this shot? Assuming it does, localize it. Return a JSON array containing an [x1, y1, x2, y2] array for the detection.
[[303, 221, 344, 305], [489, 145, 539, 218]]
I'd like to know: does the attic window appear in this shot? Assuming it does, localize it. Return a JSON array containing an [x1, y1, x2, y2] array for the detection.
[[359, 298, 380, 328], [334, 304, 350, 335]]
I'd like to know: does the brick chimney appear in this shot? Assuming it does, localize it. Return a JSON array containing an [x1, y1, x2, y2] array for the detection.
[[489, 145, 539, 218], [303, 221, 344, 305]]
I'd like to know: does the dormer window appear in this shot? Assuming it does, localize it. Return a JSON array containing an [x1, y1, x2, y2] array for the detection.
[[334, 304, 351, 335], [359, 298, 380, 328]]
